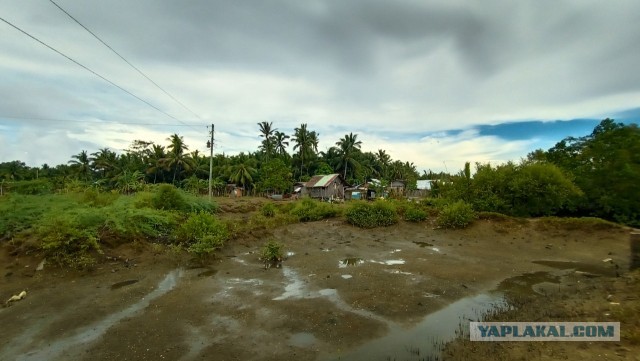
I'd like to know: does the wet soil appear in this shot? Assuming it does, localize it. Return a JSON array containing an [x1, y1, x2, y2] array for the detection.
[[0, 218, 634, 360]]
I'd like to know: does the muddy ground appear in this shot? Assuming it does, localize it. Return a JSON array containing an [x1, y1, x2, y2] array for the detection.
[[0, 213, 636, 360]]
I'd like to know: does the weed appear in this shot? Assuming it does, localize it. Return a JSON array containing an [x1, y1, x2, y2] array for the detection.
[[261, 202, 277, 217], [404, 206, 428, 222], [345, 200, 398, 228], [437, 201, 475, 229], [290, 198, 341, 222], [261, 239, 284, 269], [174, 212, 228, 256]]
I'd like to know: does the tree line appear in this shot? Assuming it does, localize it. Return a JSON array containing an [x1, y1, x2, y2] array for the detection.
[[0, 122, 421, 195]]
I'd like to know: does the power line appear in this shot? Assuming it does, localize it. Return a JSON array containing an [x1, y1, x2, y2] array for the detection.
[[0, 15, 199, 131], [0, 114, 200, 127], [48, 0, 203, 121]]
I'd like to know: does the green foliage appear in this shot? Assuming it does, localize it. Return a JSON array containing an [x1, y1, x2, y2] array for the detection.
[[290, 198, 341, 222], [81, 188, 118, 207], [404, 206, 427, 222], [36, 213, 101, 269], [536, 216, 622, 231], [442, 161, 582, 217], [437, 201, 475, 229], [1, 179, 53, 195], [540, 119, 640, 226], [261, 202, 277, 217], [258, 159, 293, 194], [174, 212, 228, 256], [151, 184, 188, 211], [345, 200, 398, 228], [260, 239, 284, 268]]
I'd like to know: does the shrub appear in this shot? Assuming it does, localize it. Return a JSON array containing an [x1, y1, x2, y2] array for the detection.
[[261, 239, 284, 268], [81, 188, 117, 207], [437, 201, 475, 229], [261, 202, 277, 217], [151, 184, 188, 211], [404, 206, 427, 222], [174, 212, 228, 256], [37, 215, 101, 269], [103, 207, 177, 243], [345, 200, 398, 228], [290, 198, 340, 222]]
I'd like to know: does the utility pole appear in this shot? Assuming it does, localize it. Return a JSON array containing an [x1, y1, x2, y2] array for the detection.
[[208, 124, 214, 199]]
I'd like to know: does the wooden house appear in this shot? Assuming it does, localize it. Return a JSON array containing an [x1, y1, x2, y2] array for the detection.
[[303, 174, 349, 200]]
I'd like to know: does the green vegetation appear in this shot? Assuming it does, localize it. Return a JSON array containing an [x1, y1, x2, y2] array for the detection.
[[175, 212, 228, 256], [404, 206, 428, 222], [261, 202, 277, 217], [260, 239, 285, 269], [289, 198, 341, 222], [345, 200, 398, 228], [436, 201, 476, 229]]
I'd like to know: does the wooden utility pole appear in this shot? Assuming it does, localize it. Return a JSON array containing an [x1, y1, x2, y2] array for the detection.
[[208, 124, 214, 199]]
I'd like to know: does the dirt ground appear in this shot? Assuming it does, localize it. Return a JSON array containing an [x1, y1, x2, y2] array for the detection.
[[0, 213, 636, 360]]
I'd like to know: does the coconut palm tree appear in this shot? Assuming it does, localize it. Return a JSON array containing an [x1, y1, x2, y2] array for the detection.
[[258, 121, 276, 161], [163, 134, 192, 183], [335, 133, 362, 180], [68, 150, 92, 181], [293, 123, 312, 178], [273, 131, 290, 156], [146, 144, 167, 184]]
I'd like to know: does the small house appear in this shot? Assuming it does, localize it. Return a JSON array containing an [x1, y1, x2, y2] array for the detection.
[[345, 182, 376, 200], [304, 174, 349, 200], [389, 180, 406, 195]]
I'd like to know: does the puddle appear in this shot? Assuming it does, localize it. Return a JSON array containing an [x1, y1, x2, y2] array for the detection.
[[328, 293, 506, 361], [532, 260, 615, 276], [110, 279, 139, 290], [197, 269, 218, 277], [286, 251, 295, 257], [386, 270, 413, 275], [339, 257, 364, 268], [273, 267, 307, 300], [497, 271, 560, 295], [17, 270, 182, 361], [390, 249, 402, 254], [431, 247, 440, 252], [341, 274, 353, 279], [288, 332, 317, 348], [413, 241, 434, 247], [370, 259, 406, 266]]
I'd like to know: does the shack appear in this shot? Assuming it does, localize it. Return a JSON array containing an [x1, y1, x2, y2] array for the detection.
[[304, 174, 349, 200]]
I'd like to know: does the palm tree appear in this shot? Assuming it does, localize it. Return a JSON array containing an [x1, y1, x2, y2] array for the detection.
[[163, 134, 192, 183], [68, 150, 92, 181], [335, 133, 363, 180], [230, 162, 257, 190], [273, 131, 290, 156], [258, 121, 276, 161], [91, 148, 117, 179], [375, 149, 391, 180], [146, 144, 167, 184], [293, 123, 312, 178]]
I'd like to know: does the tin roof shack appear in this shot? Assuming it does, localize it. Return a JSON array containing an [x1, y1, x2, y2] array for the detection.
[[388, 180, 406, 197], [345, 182, 376, 200], [304, 174, 349, 200]]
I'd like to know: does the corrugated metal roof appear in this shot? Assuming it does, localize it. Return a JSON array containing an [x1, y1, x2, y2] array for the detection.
[[306, 174, 341, 188]]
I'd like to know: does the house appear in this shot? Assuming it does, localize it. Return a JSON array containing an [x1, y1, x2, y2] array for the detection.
[[389, 180, 406, 195], [345, 182, 377, 200], [303, 174, 349, 200], [227, 184, 244, 197]]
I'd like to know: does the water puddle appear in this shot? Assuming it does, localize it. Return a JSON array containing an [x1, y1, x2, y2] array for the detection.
[[339, 257, 364, 268], [328, 293, 506, 360], [197, 269, 218, 277], [370, 259, 406, 266], [390, 249, 402, 254], [18, 270, 182, 361], [110, 279, 139, 290], [288, 332, 317, 348], [273, 267, 308, 300], [413, 241, 434, 247], [532, 260, 615, 276], [497, 271, 560, 296], [341, 274, 353, 279]]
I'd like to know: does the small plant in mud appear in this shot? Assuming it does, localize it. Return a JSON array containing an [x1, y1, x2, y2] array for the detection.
[[437, 200, 475, 229], [260, 239, 284, 269], [174, 212, 228, 256], [261, 202, 277, 217]]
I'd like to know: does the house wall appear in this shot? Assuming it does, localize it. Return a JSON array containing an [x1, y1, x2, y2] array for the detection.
[[308, 179, 345, 199]]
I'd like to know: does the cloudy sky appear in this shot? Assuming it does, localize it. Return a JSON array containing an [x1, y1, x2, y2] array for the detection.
[[1, 0, 639, 173]]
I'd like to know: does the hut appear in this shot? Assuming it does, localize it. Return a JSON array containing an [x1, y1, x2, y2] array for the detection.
[[304, 174, 349, 200]]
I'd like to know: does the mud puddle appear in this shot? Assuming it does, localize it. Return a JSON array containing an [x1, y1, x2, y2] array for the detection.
[[13, 269, 182, 361], [532, 260, 616, 276], [327, 293, 506, 361]]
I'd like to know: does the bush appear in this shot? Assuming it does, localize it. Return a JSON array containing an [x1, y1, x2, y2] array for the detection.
[[103, 207, 177, 244], [37, 215, 101, 269], [151, 184, 188, 211], [437, 201, 475, 229], [174, 212, 228, 256], [3, 179, 54, 195], [81, 188, 118, 207], [261, 202, 277, 217], [404, 206, 427, 222], [345, 200, 398, 228], [261, 239, 284, 268], [290, 198, 340, 222]]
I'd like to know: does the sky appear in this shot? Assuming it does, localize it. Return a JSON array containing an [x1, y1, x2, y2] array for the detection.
[[1, 0, 639, 174]]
